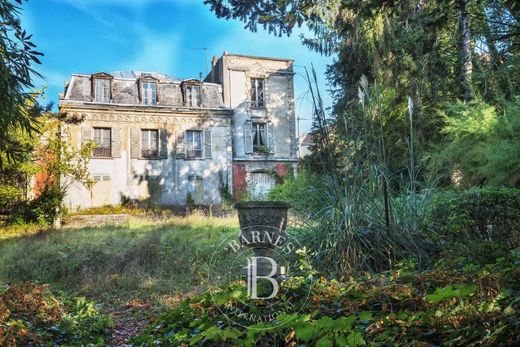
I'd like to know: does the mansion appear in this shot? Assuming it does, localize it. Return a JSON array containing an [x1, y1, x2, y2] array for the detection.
[[59, 53, 298, 208]]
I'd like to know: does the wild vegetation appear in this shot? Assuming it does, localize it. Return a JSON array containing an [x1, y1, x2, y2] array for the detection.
[[0, 283, 111, 346], [0, 214, 238, 305], [0, 0, 519, 345], [133, 245, 520, 346]]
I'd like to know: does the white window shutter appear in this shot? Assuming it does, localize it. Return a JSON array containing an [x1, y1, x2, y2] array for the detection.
[[243, 120, 253, 154], [112, 127, 121, 157], [204, 129, 212, 159], [130, 128, 140, 158], [159, 129, 168, 159], [176, 131, 186, 159], [267, 122, 275, 153], [81, 125, 92, 144]]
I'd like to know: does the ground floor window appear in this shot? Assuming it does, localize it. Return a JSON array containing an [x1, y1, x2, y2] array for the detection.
[[247, 172, 275, 199], [188, 175, 204, 204]]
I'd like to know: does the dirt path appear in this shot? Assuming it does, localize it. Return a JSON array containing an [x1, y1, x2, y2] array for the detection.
[[107, 300, 153, 346]]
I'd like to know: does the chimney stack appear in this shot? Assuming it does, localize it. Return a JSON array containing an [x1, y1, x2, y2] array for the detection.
[[210, 55, 218, 83]]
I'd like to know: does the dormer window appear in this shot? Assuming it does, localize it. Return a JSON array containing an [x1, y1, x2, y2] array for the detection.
[[186, 85, 201, 107], [141, 81, 157, 105], [95, 79, 110, 102], [182, 80, 202, 107], [91, 73, 113, 103]]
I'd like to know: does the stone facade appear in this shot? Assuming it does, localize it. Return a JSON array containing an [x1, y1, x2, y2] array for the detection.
[[59, 53, 297, 209], [208, 54, 298, 199]]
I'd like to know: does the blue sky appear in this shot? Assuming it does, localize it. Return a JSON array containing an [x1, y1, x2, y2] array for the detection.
[[22, 0, 333, 134]]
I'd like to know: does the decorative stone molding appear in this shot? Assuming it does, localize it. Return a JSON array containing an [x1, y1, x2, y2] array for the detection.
[[65, 111, 230, 127]]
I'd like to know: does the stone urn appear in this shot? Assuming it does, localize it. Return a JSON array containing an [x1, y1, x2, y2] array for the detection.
[[235, 201, 291, 279]]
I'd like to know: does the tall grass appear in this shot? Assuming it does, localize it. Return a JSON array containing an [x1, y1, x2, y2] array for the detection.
[[0, 214, 240, 307], [291, 69, 436, 274]]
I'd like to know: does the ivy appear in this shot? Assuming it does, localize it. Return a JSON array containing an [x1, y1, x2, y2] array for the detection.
[[133, 246, 520, 346]]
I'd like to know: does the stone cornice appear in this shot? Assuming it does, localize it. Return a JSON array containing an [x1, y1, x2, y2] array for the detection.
[[60, 105, 233, 127], [59, 101, 233, 115]]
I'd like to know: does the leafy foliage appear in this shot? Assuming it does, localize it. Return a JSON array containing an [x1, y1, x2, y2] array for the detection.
[[133, 247, 520, 346], [1, 114, 94, 225], [0, 283, 111, 346], [427, 98, 520, 187], [0, 0, 47, 164], [268, 171, 325, 217], [429, 188, 520, 249]]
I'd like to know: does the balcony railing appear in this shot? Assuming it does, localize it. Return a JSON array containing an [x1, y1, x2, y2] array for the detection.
[[186, 149, 203, 159], [141, 149, 158, 158], [93, 147, 111, 157]]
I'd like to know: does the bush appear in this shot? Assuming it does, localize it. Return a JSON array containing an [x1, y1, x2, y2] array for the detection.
[[268, 171, 325, 216], [288, 170, 435, 274], [8, 184, 64, 226], [429, 188, 520, 249], [0, 283, 111, 346], [133, 248, 520, 346], [427, 98, 520, 187]]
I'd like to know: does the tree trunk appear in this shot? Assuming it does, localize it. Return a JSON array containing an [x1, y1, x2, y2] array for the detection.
[[457, 0, 473, 101]]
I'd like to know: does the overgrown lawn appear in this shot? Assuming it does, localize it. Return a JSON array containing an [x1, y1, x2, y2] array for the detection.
[[0, 214, 239, 308]]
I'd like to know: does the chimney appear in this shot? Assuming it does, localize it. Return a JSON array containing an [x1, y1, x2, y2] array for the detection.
[[210, 55, 218, 83]]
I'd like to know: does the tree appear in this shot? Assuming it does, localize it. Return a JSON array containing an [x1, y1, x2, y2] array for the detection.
[[205, 0, 520, 187], [1, 111, 94, 224], [0, 0, 45, 167]]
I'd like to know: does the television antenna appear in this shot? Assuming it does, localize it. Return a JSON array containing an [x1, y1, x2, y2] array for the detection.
[[186, 48, 209, 76]]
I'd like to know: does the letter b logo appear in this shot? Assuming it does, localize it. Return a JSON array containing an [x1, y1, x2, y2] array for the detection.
[[246, 257, 279, 299]]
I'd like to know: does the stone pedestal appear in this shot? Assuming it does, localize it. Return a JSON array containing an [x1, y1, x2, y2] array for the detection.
[[235, 201, 291, 281]]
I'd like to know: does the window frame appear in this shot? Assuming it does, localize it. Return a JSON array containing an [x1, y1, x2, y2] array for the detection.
[[250, 78, 265, 108], [94, 78, 111, 103], [186, 130, 203, 159], [252, 122, 267, 153], [186, 85, 201, 107], [187, 175, 204, 204], [141, 129, 159, 159], [92, 127, 112, 158], [141, 80, 158, 106]]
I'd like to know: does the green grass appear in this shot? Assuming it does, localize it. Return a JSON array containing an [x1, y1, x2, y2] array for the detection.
[[0, 213, 240, 308]]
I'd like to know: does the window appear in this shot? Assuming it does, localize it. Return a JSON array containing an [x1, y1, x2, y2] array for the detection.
[[186, 85, 201, 107], [250, 78, 265, 107], [93, 175, 111, 182], [93, 127, 111, 157], [252, 122, 267, 153], [141, 129, 158, 158], [94, 79, 111, 102], [247, 172, 275, 199], [186, 130, 203, 159], [188, 175, 204, 204], [142, 82, 157, 105]]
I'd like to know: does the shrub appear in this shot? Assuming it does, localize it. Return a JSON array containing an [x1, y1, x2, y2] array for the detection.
[[8, 184, 64, 226], [291, 170, 436, 275], [133, 248, 520, 346], [0, 283, 111, 346], [268, 171, 325, 216], [427, 98, 520, 187], [429, 188, 520, 249]]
